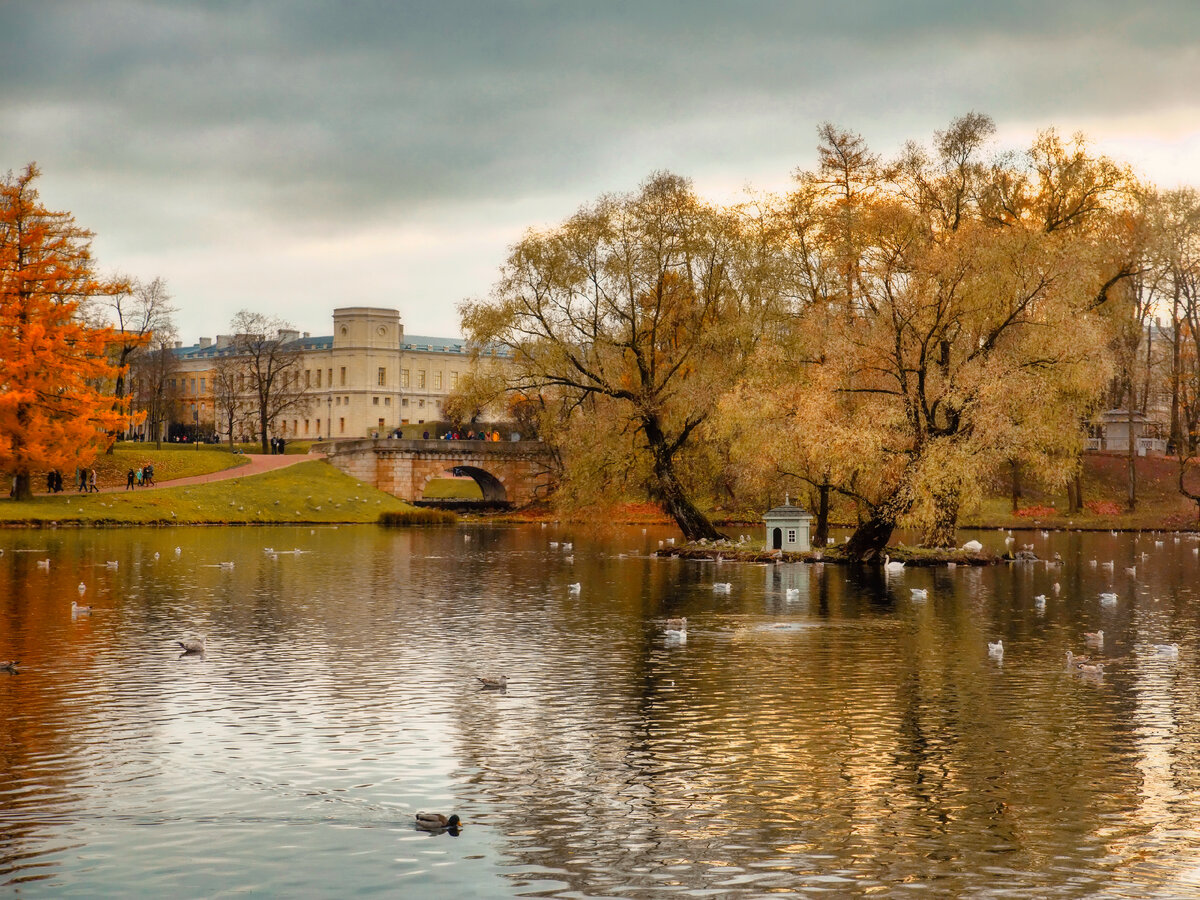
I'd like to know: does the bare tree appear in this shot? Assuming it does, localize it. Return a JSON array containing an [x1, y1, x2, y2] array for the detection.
[[128, 330, 181, 449], [230, 310, 312, 453], [99, 276, 175, 443], [212, 353, 256, 450]]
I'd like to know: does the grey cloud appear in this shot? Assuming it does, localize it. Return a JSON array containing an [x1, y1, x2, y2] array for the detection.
[[3, 0, 1199, 339]]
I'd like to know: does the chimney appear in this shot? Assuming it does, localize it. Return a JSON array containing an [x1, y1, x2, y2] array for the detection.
[[303, 332, 310, 339], [199, 337, 212, 348], [278, 329, 299, 343], [174, 341, 182, 349], [215, 334, 233, 349]]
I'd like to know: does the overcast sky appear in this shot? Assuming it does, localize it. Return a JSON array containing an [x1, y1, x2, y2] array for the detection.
[[3, 1, 1199, 343]]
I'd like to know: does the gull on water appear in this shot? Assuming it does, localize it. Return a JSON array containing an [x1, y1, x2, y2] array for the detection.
[[77, 582, 86, 595], [910, 588, 928, 600], [568, 582, 581, 594], [712, 582, 732, 593], [988, 640, 1004, 658], [71, 601, 92, 616], [1084, 630, 1104, 646], [665, 617, 687, 641], [1099, 592, 1118, 605]]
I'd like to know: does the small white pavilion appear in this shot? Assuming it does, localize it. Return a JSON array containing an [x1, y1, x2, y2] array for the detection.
[[763, 495, 813, 552]]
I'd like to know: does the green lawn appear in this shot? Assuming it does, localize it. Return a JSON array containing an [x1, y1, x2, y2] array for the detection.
[[421, 477, 484, 500], [0, 460, 426, 525]]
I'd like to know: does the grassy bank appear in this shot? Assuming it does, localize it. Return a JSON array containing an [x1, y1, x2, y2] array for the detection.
[[0, 461, 428, 526]]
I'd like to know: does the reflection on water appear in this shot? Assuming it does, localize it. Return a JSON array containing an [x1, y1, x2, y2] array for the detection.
[[3, 525, 1200, 895]]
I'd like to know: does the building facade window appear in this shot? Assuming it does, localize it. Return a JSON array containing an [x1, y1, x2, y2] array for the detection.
[[340, 366, 346, 386], [305, 370, 311, 387], [451, 372, 459, 388], [373, 397, 379, 405], [377, 366, 386, 386], [788, 529, 797, 543], [417, 370, 426, 389], [384, 397, 390, 406], [315, 370, 321, 387], [304, 419, 310, 434], [339, 417, 345, 434], [401, 369, 410, 387], [434, 372, 442, 390]]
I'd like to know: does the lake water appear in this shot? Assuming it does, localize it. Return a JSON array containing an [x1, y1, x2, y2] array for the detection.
[[3, 524, 1200, 897]]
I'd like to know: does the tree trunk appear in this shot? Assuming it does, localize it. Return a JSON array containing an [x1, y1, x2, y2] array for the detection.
[[643, 417, 722, 542], [844, 514, 897, 561], [1010, 459, 1021, 513], [812, 481, 831, 548], [1127, 401, 1137, 511], [845, 466, 917, 560], [260, 399, 270, 454], [12, 473, 32, 502]]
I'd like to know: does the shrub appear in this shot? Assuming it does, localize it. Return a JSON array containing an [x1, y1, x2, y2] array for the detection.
[[1015, 505, 1057, 518], [378, 509, 457, 526]]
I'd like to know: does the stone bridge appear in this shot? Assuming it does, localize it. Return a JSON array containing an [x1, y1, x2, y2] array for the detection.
[[316, 438, 555, 506]]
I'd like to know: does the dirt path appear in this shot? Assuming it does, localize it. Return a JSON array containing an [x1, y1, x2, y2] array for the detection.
[[96, 453, 324, 494]]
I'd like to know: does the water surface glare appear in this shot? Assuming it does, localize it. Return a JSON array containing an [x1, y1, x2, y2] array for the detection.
[[3, 525, 1200, 896]]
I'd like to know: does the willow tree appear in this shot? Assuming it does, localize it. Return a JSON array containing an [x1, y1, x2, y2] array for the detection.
[[0, 164, 139, 499], [461, 172, 785, 540], [758, 119, 1133, 558]]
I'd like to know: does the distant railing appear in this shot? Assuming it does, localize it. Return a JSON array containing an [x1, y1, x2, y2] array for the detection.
[[1085, 437, 1102, 451], [1137, 437, 1167, 456]]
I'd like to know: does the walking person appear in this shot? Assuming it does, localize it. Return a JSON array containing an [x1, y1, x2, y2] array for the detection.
[[88, 468, 98, 493], [126, 468, 135, 490]]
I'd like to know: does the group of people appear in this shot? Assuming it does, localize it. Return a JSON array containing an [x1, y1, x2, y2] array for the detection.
[[438, 429, 503, 441], [269, 437, 287, 454], [125, 464, 155, 490], [40, 468, 100, 494]]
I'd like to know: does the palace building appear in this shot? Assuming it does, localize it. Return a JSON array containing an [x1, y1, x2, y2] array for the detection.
[[159, 307, 505, 441]]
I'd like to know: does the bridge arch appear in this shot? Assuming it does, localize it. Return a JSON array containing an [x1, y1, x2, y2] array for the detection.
[[420, 465, 507, 503]]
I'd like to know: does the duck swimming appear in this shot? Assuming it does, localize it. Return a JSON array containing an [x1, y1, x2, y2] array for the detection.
[[415, 812, 462, 832], [477, 675, 507, 689], [178, 635, 206, 654]]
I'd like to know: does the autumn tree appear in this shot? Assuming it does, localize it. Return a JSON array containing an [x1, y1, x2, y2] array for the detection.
[[755, 120, 1135, 558], [229, 310, 312, 453], [0, 164, 139, 500], [462, 173, 786, 540]]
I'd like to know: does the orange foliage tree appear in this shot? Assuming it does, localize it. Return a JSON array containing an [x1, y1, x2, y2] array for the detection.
[[0, 164, 141, 500]]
